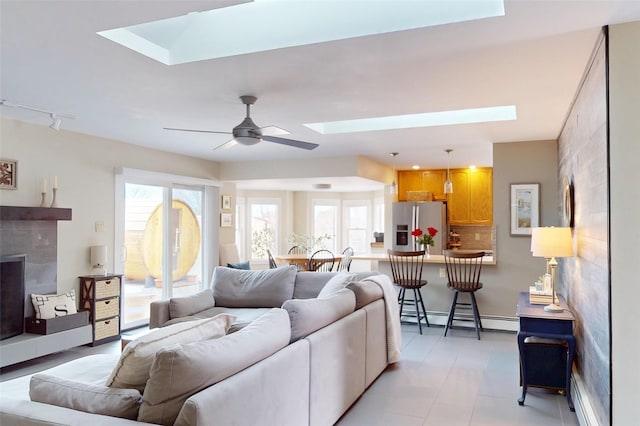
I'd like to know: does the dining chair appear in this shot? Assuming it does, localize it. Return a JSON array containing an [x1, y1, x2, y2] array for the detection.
[[287, 245, 306, 270], [266, 249, 278, 269], [335, 247, 354, 272], [288, 245, 306, 254], [387, 249, 429, 334], [443, 250, 485, 340], [308, 249, 335, 272]]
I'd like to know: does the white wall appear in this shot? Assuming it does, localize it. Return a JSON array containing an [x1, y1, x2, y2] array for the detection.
[[609, 21, 640, 425], [0, 118, 220, 294]]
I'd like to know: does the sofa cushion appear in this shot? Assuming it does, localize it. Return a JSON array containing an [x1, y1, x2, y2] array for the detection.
[[211, 265, 297, 308], [29, 374, 142, 420], [169, 289, 215, 319], [282, 289, 356, 342], [227, 260, 250, 270], [163, 306, 270, 333], [346, 280, 384, 309], [293, 271, 379, 299], [107, 313, 235, 391], [138, 308, 291, 426], [317, 272, 356, 298], [31, 290, 78, 319]]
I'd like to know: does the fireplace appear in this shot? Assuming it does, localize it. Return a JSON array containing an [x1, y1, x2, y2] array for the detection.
[[0, 206, 92, 368], [0, 254, 26, 340], [0, 206, 71, 337]]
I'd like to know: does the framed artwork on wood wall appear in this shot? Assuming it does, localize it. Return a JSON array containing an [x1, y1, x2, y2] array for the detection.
[[510, 183, 539, 235]]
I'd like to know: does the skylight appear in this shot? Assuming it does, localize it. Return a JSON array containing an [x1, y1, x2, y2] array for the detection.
[[97, 0, 505, 65], [304, 105, 518, 134]]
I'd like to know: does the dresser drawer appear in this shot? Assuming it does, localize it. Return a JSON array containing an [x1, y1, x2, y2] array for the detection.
[[94, 297, 120, 320], [95, 277, 121, 299], [94, 317, 120, 341]]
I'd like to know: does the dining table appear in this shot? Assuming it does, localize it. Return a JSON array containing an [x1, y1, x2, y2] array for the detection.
[[274, 253, 343, 271]]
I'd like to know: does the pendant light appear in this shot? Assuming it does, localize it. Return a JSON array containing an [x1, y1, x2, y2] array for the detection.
[[389, 152, 398, 195], [444, 149, 453, 194]]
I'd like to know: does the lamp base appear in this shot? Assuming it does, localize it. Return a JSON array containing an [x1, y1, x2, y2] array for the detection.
[[91, 265, 107, 276], [544, 303, 563, 313]]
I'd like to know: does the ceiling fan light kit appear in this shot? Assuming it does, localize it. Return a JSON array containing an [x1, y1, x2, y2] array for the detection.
[[164, 95, 319, 151]]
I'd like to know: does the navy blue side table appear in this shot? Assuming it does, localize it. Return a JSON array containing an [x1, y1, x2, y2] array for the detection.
[[516, 291, 576, 411]]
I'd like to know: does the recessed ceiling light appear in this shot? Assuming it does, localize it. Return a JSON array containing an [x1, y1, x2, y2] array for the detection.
[[305, 105, 517, 134], [412, 165, 420, 170], [97, 1, 505, 65]]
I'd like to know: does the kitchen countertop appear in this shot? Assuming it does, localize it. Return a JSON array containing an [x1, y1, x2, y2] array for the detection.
[[352, 252, 496, 265]]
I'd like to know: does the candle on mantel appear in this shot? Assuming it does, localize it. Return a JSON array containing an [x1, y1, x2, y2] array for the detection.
[[41, 178, 47, 193], [53, 176, 58, 189]]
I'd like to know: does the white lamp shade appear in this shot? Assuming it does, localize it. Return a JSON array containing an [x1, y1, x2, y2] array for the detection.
[[90, 245, 107, 266], [530, 227, 574, 258]]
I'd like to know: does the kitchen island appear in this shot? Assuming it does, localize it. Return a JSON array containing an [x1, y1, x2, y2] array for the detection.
[[350, 250, 517, 332]]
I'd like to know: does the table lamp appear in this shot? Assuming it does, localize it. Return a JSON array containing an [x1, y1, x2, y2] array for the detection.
[[530, 227, 573, 312], [90, 245, 107, 276]]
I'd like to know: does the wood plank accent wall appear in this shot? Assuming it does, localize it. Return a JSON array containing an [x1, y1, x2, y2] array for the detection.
[[558, 31, 610, 425]]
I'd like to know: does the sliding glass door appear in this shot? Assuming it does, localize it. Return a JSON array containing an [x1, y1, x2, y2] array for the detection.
[[121, 182, 204, 329]]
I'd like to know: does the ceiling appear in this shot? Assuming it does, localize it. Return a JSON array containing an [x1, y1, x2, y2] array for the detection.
[[2, 1, 640, 191]]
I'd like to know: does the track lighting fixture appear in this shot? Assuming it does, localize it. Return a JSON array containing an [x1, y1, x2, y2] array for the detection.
[[0, 99, 74, 131], [49, 113, 62, 131]]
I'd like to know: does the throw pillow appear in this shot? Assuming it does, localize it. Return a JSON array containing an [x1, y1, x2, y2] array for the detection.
[[227, 260, 251, 270], [211, 265, 297, 308], [31, 290, 78, 319], [346, 280, 384, 309], [30, 374, 142, 420], [317, 273, 357, 299], [169, 289, 215, 319], [282, 288, 356, 342], [107, 313, 235, 391], [138, 308, 291, 425]]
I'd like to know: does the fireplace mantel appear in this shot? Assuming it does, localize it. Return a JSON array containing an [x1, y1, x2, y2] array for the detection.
[[0, 206, 72, 221]]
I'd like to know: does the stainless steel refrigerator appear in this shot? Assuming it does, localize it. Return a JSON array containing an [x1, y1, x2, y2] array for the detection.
[[392, 201, 448, 254]]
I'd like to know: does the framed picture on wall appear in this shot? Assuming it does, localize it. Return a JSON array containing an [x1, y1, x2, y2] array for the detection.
[[0, 159, 17, 190], [220, 212, 233, 228], [221, 195, 231, 210], [510, 183, 539, 235]]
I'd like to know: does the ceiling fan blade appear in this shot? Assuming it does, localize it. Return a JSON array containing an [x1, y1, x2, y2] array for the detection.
[[164, 127, 230, 135], [212, 138, 237, 151], [260, 125, 290, 136], [262, 135, 319, 150]]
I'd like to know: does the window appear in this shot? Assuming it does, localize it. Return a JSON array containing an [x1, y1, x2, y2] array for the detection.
[[115, 168, 217, 331], [312, 200, 339, 252], [343, 200, 371, 254], [235, 196, 246, 261], [373, 196, 385, 234], [248, 198, 279, 260]]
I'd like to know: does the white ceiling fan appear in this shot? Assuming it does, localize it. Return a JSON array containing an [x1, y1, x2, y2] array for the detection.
[[164, 95, 319, 151]]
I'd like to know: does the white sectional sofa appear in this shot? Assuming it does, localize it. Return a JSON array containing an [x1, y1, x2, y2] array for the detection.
[[0, 266, 400, 426]]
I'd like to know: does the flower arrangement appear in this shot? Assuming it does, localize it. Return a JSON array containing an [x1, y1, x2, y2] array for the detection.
[[411, 227, 438, 247]]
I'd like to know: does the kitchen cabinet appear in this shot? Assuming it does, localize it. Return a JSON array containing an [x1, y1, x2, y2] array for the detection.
[[398, 168, 492, 224], [397, 170, 446, 201], [448, 168, 493, 225]]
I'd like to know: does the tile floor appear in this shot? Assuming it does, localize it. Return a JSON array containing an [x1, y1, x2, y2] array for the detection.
[[337, 325, 580, 426], [1, 325, 580, 426]]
